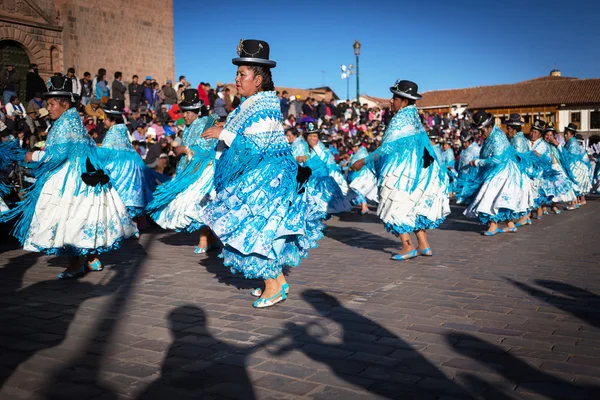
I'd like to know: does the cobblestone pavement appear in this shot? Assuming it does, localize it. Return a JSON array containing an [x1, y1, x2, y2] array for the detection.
[[1, 199, 600, 400]]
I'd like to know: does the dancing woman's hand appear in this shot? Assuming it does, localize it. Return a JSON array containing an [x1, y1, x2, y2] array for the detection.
[[202, 126, 223, 139]]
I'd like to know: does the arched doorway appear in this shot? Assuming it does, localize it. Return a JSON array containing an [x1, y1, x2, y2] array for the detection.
[[0, 40, 31, 102]]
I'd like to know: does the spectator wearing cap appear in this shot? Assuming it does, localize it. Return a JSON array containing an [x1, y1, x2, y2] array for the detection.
[[26, 63, 46, 102], [162, 80, 177, 111], [111, 71, 127, 101], [80, 72, 93, 106], [143, 76, 154, 110], [128, 75, 144, 111], [85, 98, 106, 127], [2, 63, 19, 105]]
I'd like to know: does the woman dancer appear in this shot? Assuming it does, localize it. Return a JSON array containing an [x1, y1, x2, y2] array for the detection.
[[146, 89, 218, 253], [439, 139, 457, 198], [352, 80, 449, 259], [305, 127, 352, 215], [561, 123, 592, 206], [460, 110, 533, 235], [348, 139, 378, 214], [455, 129, 480, 204], [542, 125, 579, 211], [99, 99, 154, 220], [0, 76, 137, 278], [201, 39, 323, 308], [0, 131, 24, 212]]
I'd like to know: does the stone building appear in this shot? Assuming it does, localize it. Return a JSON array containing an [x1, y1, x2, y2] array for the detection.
[[0, 0, 174, 100]]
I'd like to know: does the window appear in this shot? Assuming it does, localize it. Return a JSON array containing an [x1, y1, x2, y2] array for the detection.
[[591, 110, 600, 130], [571, 112, 581, 129]]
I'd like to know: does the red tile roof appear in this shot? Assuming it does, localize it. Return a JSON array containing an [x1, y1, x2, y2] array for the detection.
[[417, 75, 600, 110]]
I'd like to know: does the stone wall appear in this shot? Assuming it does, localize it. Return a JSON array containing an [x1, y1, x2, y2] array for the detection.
[[54, 0, 174, 84]]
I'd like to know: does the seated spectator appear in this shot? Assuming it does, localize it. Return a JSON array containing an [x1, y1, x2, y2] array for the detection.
[[85, 98, 105, 123]]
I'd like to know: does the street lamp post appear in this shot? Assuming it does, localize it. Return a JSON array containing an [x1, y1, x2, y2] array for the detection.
[[353, 40, 361, 104], [340, 64, 354, 101]]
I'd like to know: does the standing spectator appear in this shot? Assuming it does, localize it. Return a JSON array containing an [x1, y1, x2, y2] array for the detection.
[[91, 67, 105, 98], [66, 67, 81, 96], [128, 75, 143, 111], [288, 96, 298, 118], [317, 98, 327, 120], [280, 91, 290, 118], [176, 83, 185, 103], [80, 72, 93, 106], [214, 90, 228, 121], [153, 82, 165, 110], [95, 69, 110, 103], [162, 80, 177, 111], [196, 81, 210, 106], [111, 71, 126, 101], [25, 63, 46, 102], [224, 87, 233, 112], [207, 87, 216, 109], [173, 75, 186, 92], [143, 76, 154, 110], [2, 63, 19, 105]]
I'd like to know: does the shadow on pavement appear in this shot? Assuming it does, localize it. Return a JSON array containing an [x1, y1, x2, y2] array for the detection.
[[506, 278, 600, 328], [446, 332, 600, 399], [200, 251, 261, 291], [36, 239, 149, 400], [269, 289, 474, 399], [323, 225, 399, 255]]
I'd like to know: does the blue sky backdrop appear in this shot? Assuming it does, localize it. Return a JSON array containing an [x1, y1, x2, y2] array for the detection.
[[174, 0, 600, 98]]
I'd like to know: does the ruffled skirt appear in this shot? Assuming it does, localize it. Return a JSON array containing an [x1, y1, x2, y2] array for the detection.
[[349, 169, 379, 205], [567, 160, 592, 196], [203, 147, 323, 280], [377, 158, 450, 235], [149, 161, 215, 232], [306, 174, 352, 214], [104, 156, 154, 218], [536, 164, 577, 204], [22, 161, 138, 255], [465, 160, 534, 223]]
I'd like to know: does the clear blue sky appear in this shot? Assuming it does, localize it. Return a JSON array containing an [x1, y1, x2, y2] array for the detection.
[[174, 0, 600, 99]]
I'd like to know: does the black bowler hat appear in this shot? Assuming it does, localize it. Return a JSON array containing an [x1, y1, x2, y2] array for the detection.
[[102, 99, 125, 115], [544, 121, 556, 132], [505, 113, 523, 126], [460, 129, 473, 142], [43, 76, 77, 100], [232, 39, 276, 68], [179, 89, 203, 111], [306, 122, 319, 134], [319, 134, 331, 143], [471, 110, 493, 130], [530, 119, 546, 132], [565, 123, 578, 133], [390, 79, 422, 100]]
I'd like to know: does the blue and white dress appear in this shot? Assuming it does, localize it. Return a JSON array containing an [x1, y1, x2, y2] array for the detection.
[[305, 142, 352, 214], [510, 132, 543, 209], [462, 126, 534, 224], [202, 91, 323, 280], [440, 147, 457, 194], [561, 137, 592, 196], [146, 115, 217, 232], [0, 137, 24, 212], [455, 142, 480, 204], [348, 146, 378, 205], [98, 124, 154, 218], [0, 107, 138, 255], [291, 136, 309, 166], [366, 105, 450, 235], [531, 138, 577, 204]]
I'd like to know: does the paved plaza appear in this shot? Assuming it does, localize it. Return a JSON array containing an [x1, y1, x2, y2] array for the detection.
[[1, 200, 600, 400]]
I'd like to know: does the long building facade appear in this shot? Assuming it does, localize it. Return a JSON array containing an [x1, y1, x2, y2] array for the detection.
[[0, 0, 174, 100]]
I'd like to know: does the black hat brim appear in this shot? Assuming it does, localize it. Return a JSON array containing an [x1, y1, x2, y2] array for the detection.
[[103, 109, 124, 115], [505, 121, 522, 127], [232, 57, 276, 68], [179, 103, 203, 111], [565, 126, 577, 132], [472, 115, 493, 130], [390, 88, 421, 100], [42, 91, 79, 99]]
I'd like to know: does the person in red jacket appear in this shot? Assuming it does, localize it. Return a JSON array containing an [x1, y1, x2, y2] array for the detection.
[[196, 82, 210, 107]]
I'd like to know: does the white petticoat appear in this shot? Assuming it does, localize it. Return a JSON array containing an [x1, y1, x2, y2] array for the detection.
[[23, 161, 138, 253], [569, 160, 592, 196], [378, 159, 450, 230], [465, 160, 534, 220], [349, 169, 379, 204], [152, 166, 215, 231]]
